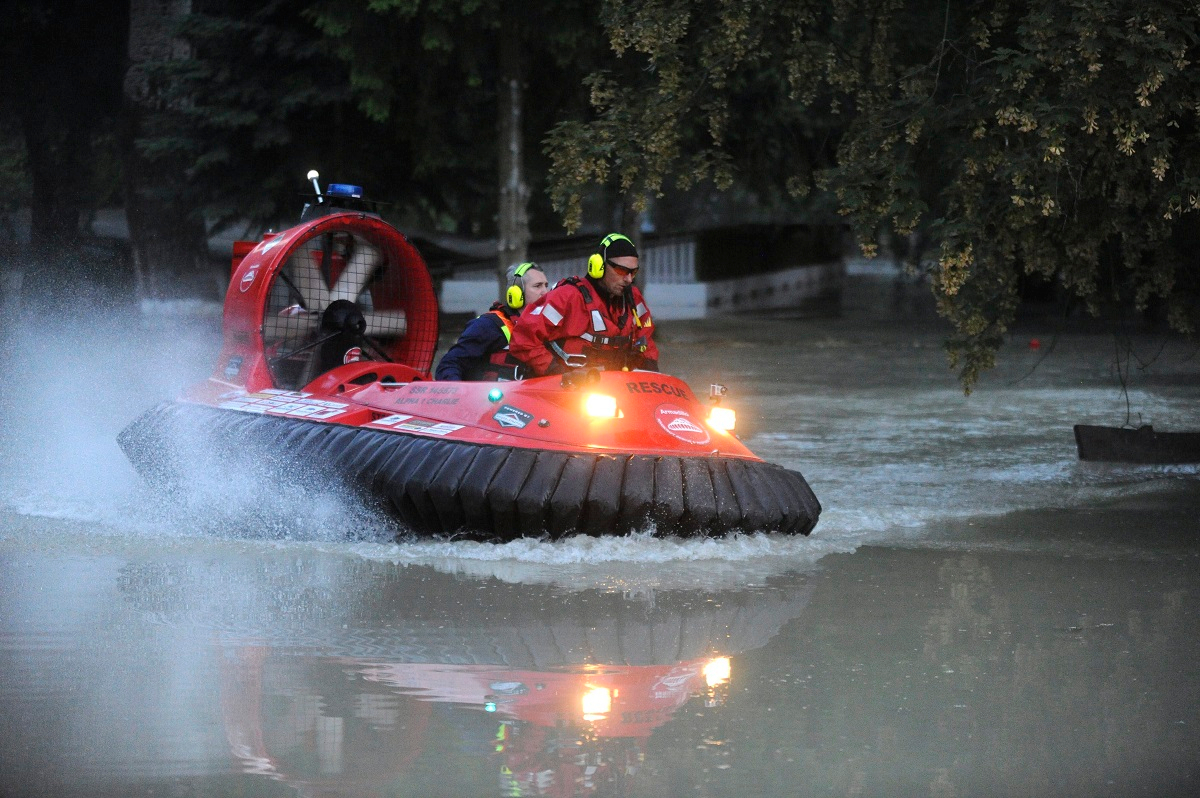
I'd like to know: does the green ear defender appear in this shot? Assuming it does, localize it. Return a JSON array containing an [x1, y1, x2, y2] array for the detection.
[[588, 233, 633, 279], [506, 262, 535, 309]]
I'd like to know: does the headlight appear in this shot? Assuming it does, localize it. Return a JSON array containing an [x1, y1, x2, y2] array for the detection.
[[703, 657, 731, 687], [584, 393, 618, 418], [581, 686, 612, 720], [707, 406, 736, 432]]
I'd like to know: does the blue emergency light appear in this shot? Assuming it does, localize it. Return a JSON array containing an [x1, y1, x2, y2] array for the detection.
[[327, 183, 363, 199]]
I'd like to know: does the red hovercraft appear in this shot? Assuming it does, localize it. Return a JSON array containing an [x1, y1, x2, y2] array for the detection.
[[118, 176, 820, 541]]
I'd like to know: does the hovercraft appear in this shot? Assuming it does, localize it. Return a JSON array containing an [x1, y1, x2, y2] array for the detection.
[[118, 178, 821, 540]]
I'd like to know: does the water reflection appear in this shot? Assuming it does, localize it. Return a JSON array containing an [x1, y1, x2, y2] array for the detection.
[[5, 501, 1198, 797], [116, 555, 814, 797], [220, 647, 739, 796]]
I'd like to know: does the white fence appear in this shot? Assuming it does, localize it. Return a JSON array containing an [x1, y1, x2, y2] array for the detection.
[[453, 235, 698, 287], [439, 231, 844, 319]]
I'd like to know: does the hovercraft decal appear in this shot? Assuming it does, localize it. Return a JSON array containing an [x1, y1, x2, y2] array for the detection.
[[371, 414, 462, 436], [239, 267, 258, 292], [655, 403, 710, 445], [219, 390, 347, 420], [493, 405, 534, 428]]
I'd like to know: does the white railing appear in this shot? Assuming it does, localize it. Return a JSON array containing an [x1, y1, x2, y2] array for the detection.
[[640, 237, 696, 284], [453, 235, 697, 286]]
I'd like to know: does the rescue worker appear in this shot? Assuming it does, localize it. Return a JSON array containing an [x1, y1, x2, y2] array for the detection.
[[434, 262, 550, 380], [509, 233, 659, 376]]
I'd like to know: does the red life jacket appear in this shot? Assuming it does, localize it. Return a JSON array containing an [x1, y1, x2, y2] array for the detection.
[[542, 277, 653, 373]]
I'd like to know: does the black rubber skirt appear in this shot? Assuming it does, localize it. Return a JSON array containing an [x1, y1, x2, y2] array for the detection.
[[118, 401, 821, 541]]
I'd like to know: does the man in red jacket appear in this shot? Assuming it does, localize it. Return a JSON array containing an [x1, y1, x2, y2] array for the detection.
[[509, 233, 659, 376]]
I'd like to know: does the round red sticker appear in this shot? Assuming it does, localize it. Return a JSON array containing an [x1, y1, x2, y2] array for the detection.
[[655, 403, 710, 445]]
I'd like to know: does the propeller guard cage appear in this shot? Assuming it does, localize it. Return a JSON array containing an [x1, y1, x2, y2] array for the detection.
[[220, 213, 439, 392]]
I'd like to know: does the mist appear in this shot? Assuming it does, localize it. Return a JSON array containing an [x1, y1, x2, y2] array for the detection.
[[0, 285, 213, 517]]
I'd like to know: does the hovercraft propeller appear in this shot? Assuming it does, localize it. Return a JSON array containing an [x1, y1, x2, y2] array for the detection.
[[222, 176, 439, 392]]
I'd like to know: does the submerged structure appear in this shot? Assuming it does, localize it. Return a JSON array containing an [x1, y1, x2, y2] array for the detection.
[[1074, 423, 1200, 464], [118, 181, 820, 540]]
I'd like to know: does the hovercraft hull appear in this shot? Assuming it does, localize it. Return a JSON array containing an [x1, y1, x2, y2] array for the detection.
[[119, 400, 820, 540]]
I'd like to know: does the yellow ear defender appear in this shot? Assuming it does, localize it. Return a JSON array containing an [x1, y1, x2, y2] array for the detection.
[[506, 262, 536, 309], [587, 253, 606, 279], [588, 233, 634, 279]]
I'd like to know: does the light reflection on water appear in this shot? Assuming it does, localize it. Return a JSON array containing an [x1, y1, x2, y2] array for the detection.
[[2, 286, 1200, 796]]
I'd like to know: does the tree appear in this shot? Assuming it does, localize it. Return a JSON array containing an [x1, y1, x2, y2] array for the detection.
[[123, 0, 211, 301], [546, 0, 1200, 390], [307, 0, 602, 289], [132, 1, 379, 240], [132, 0, 502, 288], [0, 0, 129, 296], [115, 0, 604, 300]]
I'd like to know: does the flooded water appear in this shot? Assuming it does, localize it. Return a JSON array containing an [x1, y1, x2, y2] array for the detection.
[[2, 272, 1199, 796]]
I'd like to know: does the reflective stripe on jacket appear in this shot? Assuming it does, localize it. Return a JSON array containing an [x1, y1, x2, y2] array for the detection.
[[481, 309, 524, 380]]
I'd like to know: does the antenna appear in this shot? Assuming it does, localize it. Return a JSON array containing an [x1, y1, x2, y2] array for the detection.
[[307, 170, 323, 203]]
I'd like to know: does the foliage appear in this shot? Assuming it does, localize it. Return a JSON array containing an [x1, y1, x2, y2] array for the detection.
[[305, 0, 603, 235], [133, 0, 502, 236], [0, 0, 128, 255], [546, 0, 1200, 389], [133, 1, 372, 233], [302, 0, 501, 234], [0, 123, 30, 217], [141, 0, 600, 238]]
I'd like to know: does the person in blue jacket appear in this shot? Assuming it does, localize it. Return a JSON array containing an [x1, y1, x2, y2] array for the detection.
[[435, 262, 550, 380]]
